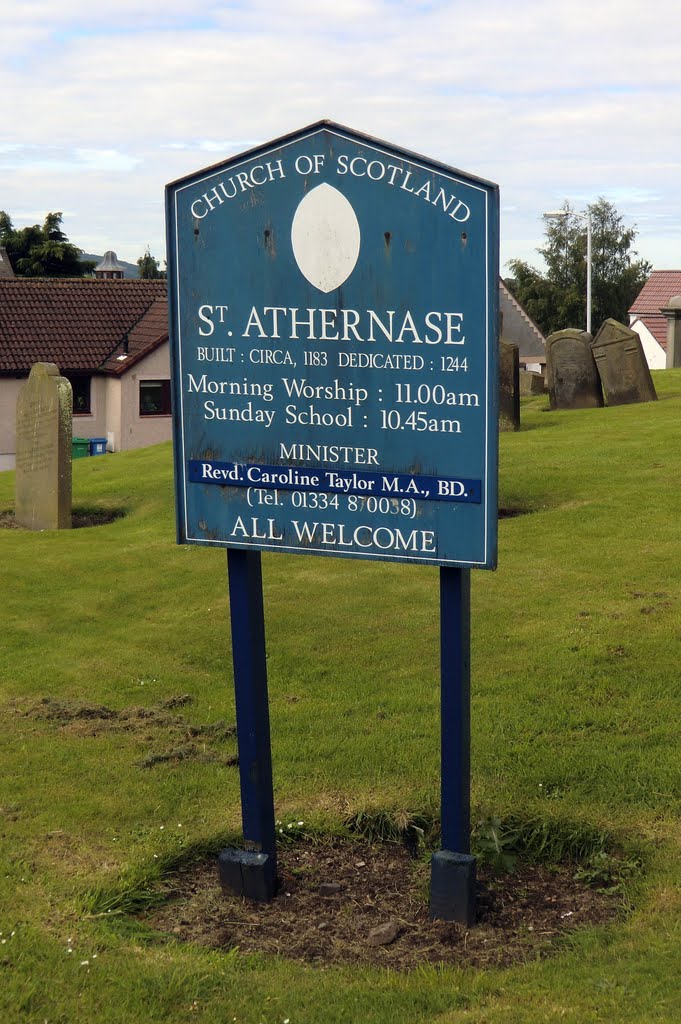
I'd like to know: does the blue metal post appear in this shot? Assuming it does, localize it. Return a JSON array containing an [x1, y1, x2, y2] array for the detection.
[[430, 566, 476, 924], [218, 548, 277, 902]]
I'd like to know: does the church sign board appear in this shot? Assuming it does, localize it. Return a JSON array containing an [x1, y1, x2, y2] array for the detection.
[[166, 121, 499, 569]]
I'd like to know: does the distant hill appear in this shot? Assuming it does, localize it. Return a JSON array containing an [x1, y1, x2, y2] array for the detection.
[[81, 253, 139, 279]]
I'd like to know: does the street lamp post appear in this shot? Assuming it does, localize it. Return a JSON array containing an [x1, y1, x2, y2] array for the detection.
[[543, 208, 592, 335]]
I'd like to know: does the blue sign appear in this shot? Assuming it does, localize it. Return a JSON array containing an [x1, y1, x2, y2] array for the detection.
[[166, 121, 499, 567]]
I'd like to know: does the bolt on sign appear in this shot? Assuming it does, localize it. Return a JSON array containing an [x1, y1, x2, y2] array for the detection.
[[167, 121, 499, 568]]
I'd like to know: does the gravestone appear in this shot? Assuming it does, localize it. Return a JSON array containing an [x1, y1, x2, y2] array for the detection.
[[591, 319, 657, 406], [519, 369, 545, 396], [546, 329, 602, 410], [15, 363, 73, 530], [499, 339, 520, 431], [660, 295, 681, 369]]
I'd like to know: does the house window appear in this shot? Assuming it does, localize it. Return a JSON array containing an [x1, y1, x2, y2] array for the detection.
[[67, 375, 92, 415], [140, 379, 172, 416]]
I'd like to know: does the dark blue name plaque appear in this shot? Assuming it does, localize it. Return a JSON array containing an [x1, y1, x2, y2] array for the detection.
[[189, 460, 481, 503], [167, 121, 499, 567]]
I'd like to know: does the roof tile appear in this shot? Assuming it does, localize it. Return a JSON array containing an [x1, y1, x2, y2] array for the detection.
[[0, 279, 167, 374], [628, 271, 681, 315], [628, 271, 681, 354]]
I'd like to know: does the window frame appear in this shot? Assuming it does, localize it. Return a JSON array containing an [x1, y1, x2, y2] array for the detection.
[[139, 378, 172, 417], [66, 374, 92, 416]]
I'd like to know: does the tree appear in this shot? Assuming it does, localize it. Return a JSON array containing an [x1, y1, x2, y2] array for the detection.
[[505, 198, 652, 338], [137, 247, 165, 279], [0, 211, 95, 277]]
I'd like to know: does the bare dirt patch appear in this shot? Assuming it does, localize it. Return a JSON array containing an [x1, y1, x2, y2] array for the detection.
[[0, 511, 20, 529], [141, 839, 622, 970], [71, 507, 126, 528], [498, 507, 529, 519], [14, 696, 238, 767], [0, 507, 125, 529]]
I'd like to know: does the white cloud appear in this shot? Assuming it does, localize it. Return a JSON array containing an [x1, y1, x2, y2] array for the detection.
[[0, 0, 679, 268], [74, 149, 141, 172], [161, 139, 262, 153], [0, 145, 140, 174]]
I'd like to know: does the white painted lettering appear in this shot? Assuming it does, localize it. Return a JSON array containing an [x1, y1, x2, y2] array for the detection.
[[242, 307, 268, 338], [198, 305, 214, 337]]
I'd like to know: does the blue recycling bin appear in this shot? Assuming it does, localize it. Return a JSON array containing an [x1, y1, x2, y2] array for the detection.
[[89, 438, 108, 456]]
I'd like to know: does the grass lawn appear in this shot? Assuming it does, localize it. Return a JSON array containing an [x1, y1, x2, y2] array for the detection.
[[1, 371, 681, 1022]]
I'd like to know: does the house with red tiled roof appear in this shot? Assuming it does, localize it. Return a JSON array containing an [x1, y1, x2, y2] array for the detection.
[[628, 270, 681, 369], [0, 278, 170, 464]]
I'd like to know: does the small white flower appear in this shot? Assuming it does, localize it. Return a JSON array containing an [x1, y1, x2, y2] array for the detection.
[[80, 960, 89, 966], [159, 825, 164, 830], [297, 821, 304, 826]]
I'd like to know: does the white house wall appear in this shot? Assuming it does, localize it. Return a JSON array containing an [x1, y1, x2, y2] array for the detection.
[[0, 378, 24, 455], [72, 376, 109, 442], [630, 320, 666, 370], [0, 342, 171, 459], [119, 343, 172, 451], [104, 376, 122, 452]]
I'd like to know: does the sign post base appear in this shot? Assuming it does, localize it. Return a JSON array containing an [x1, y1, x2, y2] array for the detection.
[[218, 849, 277, 903], [429, 850, 476, 925]]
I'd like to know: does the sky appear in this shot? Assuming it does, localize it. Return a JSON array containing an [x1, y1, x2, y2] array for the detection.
[[2, 0, 680, 275]]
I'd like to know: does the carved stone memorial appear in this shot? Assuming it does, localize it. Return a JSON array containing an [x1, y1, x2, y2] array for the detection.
[[499, 338, 520, 431], [15, 363, 73, 530], [546, 329, 602, 411], [519, 369, 545, 396], [661, 295, 681, 369], [591, 319, 657, 406]]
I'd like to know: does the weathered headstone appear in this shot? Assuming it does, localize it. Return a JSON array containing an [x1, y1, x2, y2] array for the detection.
[[546, 329, 602, 410], [519, 369, 545, 396], [591, 319, 657, 406], [15, 363, 73, 530], [499, 338, 520, 431], [661, 295, 681, 369]]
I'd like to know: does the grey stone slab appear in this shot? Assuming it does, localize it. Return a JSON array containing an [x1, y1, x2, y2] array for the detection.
[[591, 319, 657, 406], [519, 370, 545, 396], [546, 329, 602, 410], [15, 363, 72, 530], [499, 338, 520, 431], [660, 296, 681, 369]]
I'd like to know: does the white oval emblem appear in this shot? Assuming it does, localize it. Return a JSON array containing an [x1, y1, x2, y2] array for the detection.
[[291, 183, 360, 293]]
